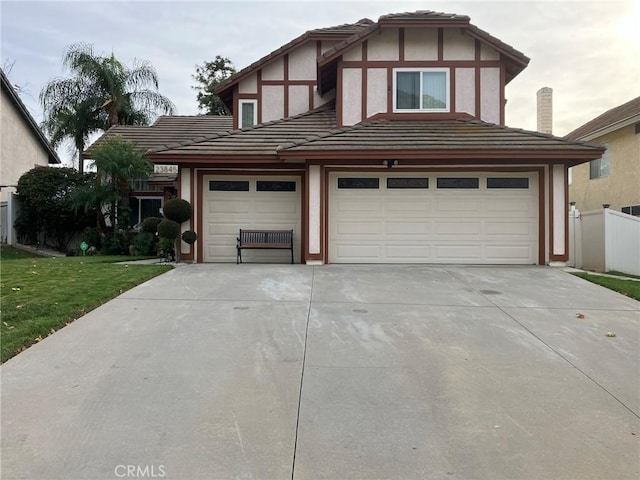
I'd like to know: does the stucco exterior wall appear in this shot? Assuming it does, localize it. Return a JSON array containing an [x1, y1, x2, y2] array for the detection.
[[455, 67, 475, 116], [341, 68, 362, 126], [569, 124, 640, 212], [261, 85, 285, 122], [480, 67, 500, 124], [443, 29, 475, 60], [238, 74, 258, 94], [366, 68, 387, 118], [288, 85, 309, 117], [367, 28, 399, 61], [288, 42, 316, 81], [404, 28, 438, 61], [0, 88, 51, 202], [262, 57, 284, 81]]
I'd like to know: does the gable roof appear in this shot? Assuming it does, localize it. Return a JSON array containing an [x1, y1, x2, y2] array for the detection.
[[317, 11, 529, 93], [214, 19, 375, 109], [0, 68, 60, 164], [84, 115, 233, 158], [565, 96, 640, 141]]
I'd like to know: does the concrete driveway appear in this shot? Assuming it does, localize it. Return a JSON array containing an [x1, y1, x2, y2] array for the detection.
[[2, 265, 639, 480]]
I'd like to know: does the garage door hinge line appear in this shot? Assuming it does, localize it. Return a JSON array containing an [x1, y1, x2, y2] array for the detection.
[[290, 266, 314, 479]]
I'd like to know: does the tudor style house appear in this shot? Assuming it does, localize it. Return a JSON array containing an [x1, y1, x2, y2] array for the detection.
[[566, 96, 640, 215], [86, 11, 604, 265]]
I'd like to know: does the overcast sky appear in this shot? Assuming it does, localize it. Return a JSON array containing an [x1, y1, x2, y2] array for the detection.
[[1, 0, 638, 165]]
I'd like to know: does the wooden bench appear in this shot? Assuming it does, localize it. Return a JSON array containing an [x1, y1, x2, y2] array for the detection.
[[236, 229, 294, 264]]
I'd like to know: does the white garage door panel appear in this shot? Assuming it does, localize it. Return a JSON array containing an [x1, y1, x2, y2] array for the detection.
[[386, 245, 432, 258], [329, 173, 538, 264], [204, 176, 300, 263], [485, 221, 533, 236], [386, 222, 431, 235], [209, 199, 252, 214], [435, 244, 483, 260], [435, 221, 481, 236], [336, 244, 381, 259], [485, 245, 534, 259]]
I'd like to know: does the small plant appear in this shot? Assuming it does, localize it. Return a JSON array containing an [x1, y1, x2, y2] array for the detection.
[[141, 216, 162, 234], [158, 237, 175, 262], [163, 198, 192, 224], [181, 230, 198, 245]]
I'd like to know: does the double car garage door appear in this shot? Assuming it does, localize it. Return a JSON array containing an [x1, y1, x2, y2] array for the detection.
[[204, 173, 538, 264]]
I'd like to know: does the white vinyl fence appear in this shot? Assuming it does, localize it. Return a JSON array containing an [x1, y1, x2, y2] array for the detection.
[[0, 193, 21, 245], [569, 207, 640, 276]]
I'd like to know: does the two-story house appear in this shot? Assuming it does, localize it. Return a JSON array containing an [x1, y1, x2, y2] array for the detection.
[[88, 11, 604, 264], [566, 96, 640, 215]]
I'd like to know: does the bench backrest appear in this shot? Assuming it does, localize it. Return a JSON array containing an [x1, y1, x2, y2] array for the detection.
[[239, 229, 293, 246]]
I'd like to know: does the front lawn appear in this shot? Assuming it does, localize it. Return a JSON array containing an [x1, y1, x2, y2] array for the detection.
[[572, 273, 640, 302], [1, 247, 171, 363]]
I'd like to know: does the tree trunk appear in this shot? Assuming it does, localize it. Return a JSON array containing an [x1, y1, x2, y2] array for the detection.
[[77, 150, 84, 175]]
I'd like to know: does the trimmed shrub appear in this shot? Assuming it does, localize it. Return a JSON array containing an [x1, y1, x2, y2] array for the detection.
[[157, 219, 180, 240], [181, 230, 198, 245], [132, 232, 156, 256], [163, 198, 192, 224], [141, 216, 162, 234]]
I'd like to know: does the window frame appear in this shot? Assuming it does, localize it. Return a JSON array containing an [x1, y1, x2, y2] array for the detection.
[[131, 196, 163, 227], [392, 68, 450, 113], [589, 143, 610, 179], [238, 99, 258, 129]]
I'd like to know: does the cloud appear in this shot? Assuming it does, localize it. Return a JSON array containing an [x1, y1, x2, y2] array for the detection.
[[2, 0, 637, 165]]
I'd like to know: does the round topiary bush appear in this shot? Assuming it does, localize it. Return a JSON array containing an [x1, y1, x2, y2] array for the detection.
[[157, 219, 180, 240], [163, 198, 192, 224], [141, 216, 162, 234], [181, 230, 198, 245]]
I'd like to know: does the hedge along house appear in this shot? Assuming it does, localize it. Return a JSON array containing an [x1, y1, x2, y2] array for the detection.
[[87, 11, 604, 264]]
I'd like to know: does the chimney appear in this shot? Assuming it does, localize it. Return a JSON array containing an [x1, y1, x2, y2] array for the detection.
[[537, 87, 553, 134]]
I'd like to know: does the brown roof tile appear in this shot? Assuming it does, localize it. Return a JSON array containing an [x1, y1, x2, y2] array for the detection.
[[280, 117, 603, 156], [84, 115, 233, 157], [150, 105, 337, 157], [565, 96, 640, 140]]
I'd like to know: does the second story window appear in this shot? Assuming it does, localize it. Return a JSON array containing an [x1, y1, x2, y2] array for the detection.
[[394, 68, 449, 112], [239, 100, 257, 128], [589, 143, 610, 179]]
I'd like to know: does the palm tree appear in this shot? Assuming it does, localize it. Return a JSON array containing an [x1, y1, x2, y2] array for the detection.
[[40, 43, 175, 173], [74, 135, 153, 230]]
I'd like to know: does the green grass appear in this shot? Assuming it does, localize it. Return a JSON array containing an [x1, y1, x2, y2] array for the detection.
[[1, 247, 171, 363], [0, 246, 46, 260], [573, 273, 640, 302], [607, 271, 640, 280]]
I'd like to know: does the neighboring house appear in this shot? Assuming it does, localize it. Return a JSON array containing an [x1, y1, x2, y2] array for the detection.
[[87, 10, 603, 265], [566, 96, 640, 215], [0, 68, 60, 201], [1, 68, 60, 243]]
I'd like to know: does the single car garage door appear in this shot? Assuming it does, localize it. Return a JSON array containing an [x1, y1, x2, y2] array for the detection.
[[203, 175, 301, 262], [329, 172, 538, 264]]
